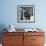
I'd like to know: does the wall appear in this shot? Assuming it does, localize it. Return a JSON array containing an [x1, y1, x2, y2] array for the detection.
[[0, 0, 46, 29]]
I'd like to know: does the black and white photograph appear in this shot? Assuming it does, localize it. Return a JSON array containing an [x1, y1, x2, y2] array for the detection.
[[17, 5, 35, 23]]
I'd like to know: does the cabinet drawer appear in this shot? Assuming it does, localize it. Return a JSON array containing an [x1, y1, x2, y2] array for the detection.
[[32, 44, 44, 46], [3, 43, 15, 46], [3, 36, 23, 44], [3, 43, 23, 46], [3, 32, 23, 36], [24, 32, 44, 36], [32, 36, 45, 44]]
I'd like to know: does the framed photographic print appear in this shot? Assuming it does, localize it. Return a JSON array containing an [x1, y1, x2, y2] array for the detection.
[[17, 5, 35, 23]]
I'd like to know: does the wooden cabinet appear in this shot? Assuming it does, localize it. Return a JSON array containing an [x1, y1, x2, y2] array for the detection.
[[24, 32, 45, 46], [2, 32, 45, 46], [2, 32, 24, 46]]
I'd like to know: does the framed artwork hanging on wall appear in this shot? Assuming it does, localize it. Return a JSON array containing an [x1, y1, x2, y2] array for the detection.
[[17, 5, 35, 23]]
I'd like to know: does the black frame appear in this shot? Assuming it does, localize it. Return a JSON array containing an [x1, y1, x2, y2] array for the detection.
[[17, 5, 35, 23]]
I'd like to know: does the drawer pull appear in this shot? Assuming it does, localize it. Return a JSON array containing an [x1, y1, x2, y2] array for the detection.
[[32, 39, 36, 40], [9, 38, 13, 40], [9, 38, 12, 40]]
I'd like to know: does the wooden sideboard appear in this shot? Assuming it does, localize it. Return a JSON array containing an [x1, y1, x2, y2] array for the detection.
[[2, 32, 45, 46]]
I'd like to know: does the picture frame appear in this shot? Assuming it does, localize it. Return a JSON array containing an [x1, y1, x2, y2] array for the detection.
[[17, 5, 35, 23]]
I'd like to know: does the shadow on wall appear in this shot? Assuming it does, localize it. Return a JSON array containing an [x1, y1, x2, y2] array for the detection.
[[0, 24, 7, 43]]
